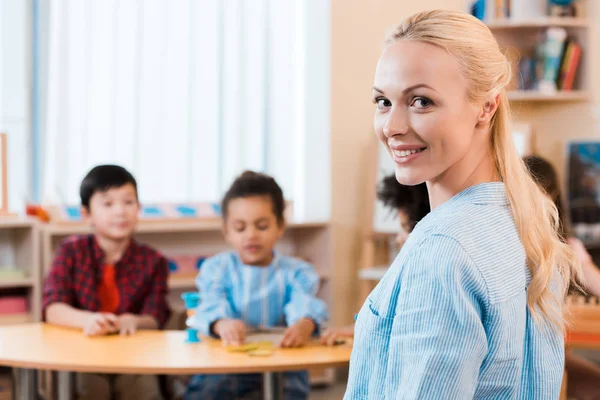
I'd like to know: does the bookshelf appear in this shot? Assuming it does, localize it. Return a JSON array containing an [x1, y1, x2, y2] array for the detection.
[[485, 5, 599, 254], [486, 17, 588, 29], [508, 90, 590, 102], [488, 15, 589, 100], [0, 218, 40, 326]]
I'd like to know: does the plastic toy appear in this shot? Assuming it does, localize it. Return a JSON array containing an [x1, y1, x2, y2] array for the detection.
[[181, 292, 201, 343]]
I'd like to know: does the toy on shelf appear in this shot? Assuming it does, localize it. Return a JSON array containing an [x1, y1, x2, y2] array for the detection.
[[182, 292, 200, 343], [25, 204, 50, 223], [168, 255, 207, 275], [40, 202, 223, 225]]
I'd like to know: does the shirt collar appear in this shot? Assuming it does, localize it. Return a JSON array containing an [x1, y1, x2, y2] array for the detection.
[[452, 182, 509, 206], [91, 234, 137, 266]]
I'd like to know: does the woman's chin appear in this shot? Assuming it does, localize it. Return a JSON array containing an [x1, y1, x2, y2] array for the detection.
[[394, 170, 427, 187]]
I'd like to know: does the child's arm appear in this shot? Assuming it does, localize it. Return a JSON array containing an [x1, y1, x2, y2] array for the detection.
[[133, 256, 171, 332], [320, 324, 355, 346], [569, 237, 600, 297], [281, 261, 329, 347], [46, 303, 118, 335], [188, 255, 240, 338], [43, 243, 117, 335]]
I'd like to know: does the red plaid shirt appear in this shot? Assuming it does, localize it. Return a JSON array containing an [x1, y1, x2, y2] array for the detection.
[[43, 234, 171, 328]]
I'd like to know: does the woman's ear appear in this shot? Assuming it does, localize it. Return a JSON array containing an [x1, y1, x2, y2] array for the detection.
[[478, 94, 500, 125]]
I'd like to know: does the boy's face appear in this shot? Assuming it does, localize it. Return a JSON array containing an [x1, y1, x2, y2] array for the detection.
[[223, 195, 284, 266], [82, 183, 140, 241]]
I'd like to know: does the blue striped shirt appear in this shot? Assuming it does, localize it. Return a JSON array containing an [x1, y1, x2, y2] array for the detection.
[[189, 252, 328, 335], [344, 182, 564, 399]]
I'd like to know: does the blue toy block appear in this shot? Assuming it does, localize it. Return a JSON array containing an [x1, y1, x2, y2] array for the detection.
[[181, 292, 200, 309], [182, 292, 201, 343], [186, 327, 200, 343]]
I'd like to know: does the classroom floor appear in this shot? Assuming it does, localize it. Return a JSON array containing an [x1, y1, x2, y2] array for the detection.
[[310, 381, 347, 400]]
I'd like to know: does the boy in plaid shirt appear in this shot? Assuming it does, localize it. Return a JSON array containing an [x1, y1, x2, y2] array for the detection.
[[43, 165, 170, 400]]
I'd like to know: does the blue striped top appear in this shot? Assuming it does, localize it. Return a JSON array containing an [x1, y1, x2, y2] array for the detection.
[[189, 252, 328, 335], [344, 182, 564, 399]]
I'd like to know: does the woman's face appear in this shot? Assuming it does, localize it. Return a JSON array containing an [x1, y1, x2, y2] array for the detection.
[[372, 40, 483, 188]]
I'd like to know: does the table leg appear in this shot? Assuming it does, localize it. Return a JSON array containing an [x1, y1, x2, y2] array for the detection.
[[13, 368, 38, 400], [56, 371, 74, 400], [263, 372, 283, 400]]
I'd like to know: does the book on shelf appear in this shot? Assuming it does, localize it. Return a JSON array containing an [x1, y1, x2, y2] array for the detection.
[[471, 0, 579, 20], [517, 27, 582, 93]]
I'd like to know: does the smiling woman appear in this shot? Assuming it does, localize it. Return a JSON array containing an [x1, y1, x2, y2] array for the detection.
[[344, 9, 579, 400]]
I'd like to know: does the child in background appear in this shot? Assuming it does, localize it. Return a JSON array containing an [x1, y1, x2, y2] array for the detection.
[[185, 171, 328, 400], [524, 155, 600, 398], [43, 165, 170, 400], [320, 176, 429, 345]]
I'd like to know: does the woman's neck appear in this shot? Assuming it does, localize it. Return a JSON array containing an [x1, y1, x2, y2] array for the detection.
[[96, 235, 130, 264], [427, 149, 499, 209]]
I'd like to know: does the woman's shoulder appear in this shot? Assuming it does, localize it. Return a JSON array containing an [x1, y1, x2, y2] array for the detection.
[[409, 205, 527, 305]]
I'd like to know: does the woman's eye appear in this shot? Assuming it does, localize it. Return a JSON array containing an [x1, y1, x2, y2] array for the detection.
[[375, 98, 392, 109], [411, 97, 433, 109]]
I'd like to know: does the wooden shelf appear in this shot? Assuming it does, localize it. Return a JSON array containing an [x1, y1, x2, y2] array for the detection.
[[0, 217, 37, 229], [0, 277, 33, 289], [168, 274, 196, 289], [0, 313, 32, 325], [508, 91, 590, 102], [358, 267, 388, 281], [169, 271, 331, 290], [43, 220, 329, 236], [486, 17, 588, 30]]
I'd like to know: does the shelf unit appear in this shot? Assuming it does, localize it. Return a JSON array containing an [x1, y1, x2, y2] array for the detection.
[[507, 90, 590, 102], [486, 14, 590, 103], [358, 137, 401, 307], [485, 17, 588, 29], [40, 218, 335, 385], [0, 217, 40, 325], [486, 11, 595, 226]]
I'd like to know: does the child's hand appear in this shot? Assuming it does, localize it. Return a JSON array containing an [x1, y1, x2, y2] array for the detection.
[[280, 318, 316, 348], [568, 237, 593, 265], [118, 313, 138, 336], [83, 312, 119, 336], [214, 319, 247, 346], [319, 325, 354, 346]]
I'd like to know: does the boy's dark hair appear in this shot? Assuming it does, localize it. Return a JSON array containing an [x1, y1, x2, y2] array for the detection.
[[523, 155, 569, 239], [80, 165, 138, 209], [221, 170, 285, 225], [376, 174, 430, 226]]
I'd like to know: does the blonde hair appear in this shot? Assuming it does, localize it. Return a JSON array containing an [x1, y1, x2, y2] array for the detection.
[[385, 10, 579, 331]]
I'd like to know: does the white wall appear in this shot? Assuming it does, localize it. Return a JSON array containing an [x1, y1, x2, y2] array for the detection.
[[0, 0, 30, 213], [39, 0, 331, 221]]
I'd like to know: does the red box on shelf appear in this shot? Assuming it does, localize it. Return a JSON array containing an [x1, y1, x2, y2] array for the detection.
[[0, 296, 27, 314]]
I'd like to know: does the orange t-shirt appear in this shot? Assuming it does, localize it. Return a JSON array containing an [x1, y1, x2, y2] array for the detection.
[[98, 264, 120, 313]]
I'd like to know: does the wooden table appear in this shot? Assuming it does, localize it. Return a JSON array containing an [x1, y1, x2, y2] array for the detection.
[[0, 323, 352, 400]]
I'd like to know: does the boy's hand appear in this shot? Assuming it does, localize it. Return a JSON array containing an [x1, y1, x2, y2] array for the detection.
[[118, 313, 139, 336], [319, 325, 354, 346], [214, 319, 246, 346], [83, 313, 119, 336], [280, 318, 316, 348]]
